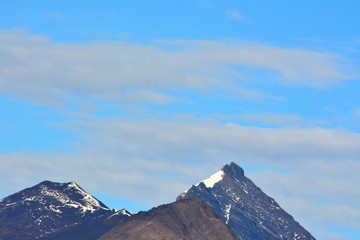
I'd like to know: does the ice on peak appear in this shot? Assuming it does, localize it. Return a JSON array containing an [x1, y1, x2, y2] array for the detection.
[[197, 170, 225, 188], [67, 181, 81, 190], [38, 181, 109, 213], [67, 183, 108, 210]]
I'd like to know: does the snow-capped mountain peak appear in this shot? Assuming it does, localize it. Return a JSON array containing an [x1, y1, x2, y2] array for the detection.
[[0, 180, 130, 240], [33, 180, 110, 214], [180, 162, 243, 197], [177, 162, 315, 240], [196, 169, 225, 188]]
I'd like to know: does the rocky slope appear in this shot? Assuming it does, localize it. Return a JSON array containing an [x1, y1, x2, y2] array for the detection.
[[0, 181, 130, 240], [177, 162, 316, 240], [99, 197, 239, 240]]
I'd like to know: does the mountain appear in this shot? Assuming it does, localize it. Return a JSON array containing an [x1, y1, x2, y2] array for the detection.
[[0, 181, 130, 240], [177, 162, 316, 240], [98, 197, 239, 240], [0, 163, 316, 240]]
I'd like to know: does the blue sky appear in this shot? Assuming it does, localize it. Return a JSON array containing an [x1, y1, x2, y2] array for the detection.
[[0, 1, 359, 239]]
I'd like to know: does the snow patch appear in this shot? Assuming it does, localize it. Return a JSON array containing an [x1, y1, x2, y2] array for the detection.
[[121, 209, 132, 217], [196, 170, 225, 188], [24, 196, 36, 201], [178, 189, 189, 198], [4, 202, 16, 207], [67, 182, 107, 211], [39, 183, 108, 214], [225, 204, 232, 224], [49, 205, 62, 214], [35, 218, 42, 226], [106, 209, 131, 220]]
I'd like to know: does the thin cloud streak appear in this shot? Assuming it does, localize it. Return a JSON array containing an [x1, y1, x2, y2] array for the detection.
[[225, 9, 244, 21], [0, 30, 354, 105]]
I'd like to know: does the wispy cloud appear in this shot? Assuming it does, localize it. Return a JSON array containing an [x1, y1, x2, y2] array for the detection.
[[225, 9, 244, 21], [353, 108, 360, 119], [0, 30, 354, 105], [233, 113, 302, 126], [45, 12, 66, 20]]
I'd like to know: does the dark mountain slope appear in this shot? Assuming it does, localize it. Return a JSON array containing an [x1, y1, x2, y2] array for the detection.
[[38, 210, 130, 240]]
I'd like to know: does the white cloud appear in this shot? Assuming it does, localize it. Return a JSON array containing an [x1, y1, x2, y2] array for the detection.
[[0, 29, 359, 240], [0, 30, 354, 105], [72, 119, 360, 163]]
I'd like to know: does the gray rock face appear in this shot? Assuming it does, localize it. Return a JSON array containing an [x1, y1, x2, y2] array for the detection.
[[177, 162, 316, 240], [0, 181, 129, 240], [99, 198, 239, 240]]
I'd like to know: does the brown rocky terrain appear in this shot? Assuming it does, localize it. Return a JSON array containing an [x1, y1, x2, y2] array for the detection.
[[99, 197, 239, 240]]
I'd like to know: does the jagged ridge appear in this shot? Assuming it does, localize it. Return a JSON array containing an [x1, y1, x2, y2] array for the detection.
[[177, 162, 316, 240], [0, 181, 130, 240]]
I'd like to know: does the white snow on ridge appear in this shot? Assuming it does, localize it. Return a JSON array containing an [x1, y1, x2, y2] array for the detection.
[[67, 182, 108, 211], [106, 209, 131, 220], [38, 183, 108, 214], [178, 190, 188, 199], [196, 170, 225, 188], [179, 169, 225, 195], [121, 209, 131, 217]]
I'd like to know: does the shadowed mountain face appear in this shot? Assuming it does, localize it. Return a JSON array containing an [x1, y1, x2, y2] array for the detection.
[[0, 181, 130, 240], [99, 198, 239, 240], [177, 162, 316, 240], [38, 210, 130, 240]]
